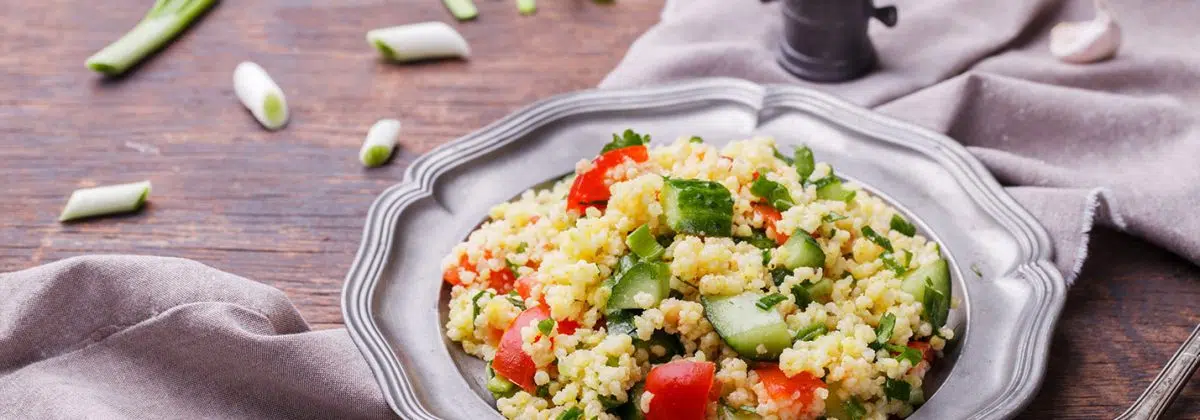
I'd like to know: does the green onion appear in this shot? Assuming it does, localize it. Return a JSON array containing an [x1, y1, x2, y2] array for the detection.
[[557, 406, 582, 420], [875, 313, 896, 346], [367, 22, 470, 62], [922, 277, 949, 329], [233, 61, 289, 130], [505, 258, 522, 276], [517, 0, 536, 15], [626, 224, 665, 260], [884, 378, 912, 402], [537, 318, 555, 335], [756, 293, 787, 310], [790, 284, 812, 308], [85, 0, 217, 76], [442, 0, 478, 20], [471, 290, 493, 319], [689, 136, 704, 144], [505, 292, 526, 309], [882, 254, 908, 275], [890, 214, 916, 236], [359, 119, 402, 168], [794, 145, 815, 182], [749, 173, 794, 211], [795, 323, 826, 341], [822, 212, 846, 223], [860, 226, 894, 253], [843, 397, 867, 420], [59, 181, 152, 222], [601, 129, 650, 153]]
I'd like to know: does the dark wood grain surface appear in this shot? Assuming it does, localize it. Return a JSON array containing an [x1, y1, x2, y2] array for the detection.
[[0, 1, 1196, 418]]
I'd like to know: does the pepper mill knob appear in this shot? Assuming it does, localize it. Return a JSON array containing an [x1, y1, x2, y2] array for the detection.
[[771, 0, 898, 83]]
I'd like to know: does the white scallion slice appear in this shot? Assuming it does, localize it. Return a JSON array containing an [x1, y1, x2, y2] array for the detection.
[[233, 61, 289, 130], [59, 181, 152, 222], [517, 0, 536, 15], [366, 22, 470, 63], [442, 0, 478, 21], [360, 119, 402, 168]]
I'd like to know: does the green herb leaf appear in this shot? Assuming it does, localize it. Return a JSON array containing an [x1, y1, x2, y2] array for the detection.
[[822, 212, 847, 223], [762, 249, 772, 267], [794, 146, 815, 182], [756, 293, 787, 310], [606, 355, 620, 367], [923, 277, 949, 330], [843, 397, 867, 420], [537, 384, 551, 397], [749, 173, 795, 211], [884, 378, 912, 401], [795, 323, 827, 341], [516, 242, 528, 253], [773, 146, 795, 165], [689, 136, 704, 144], [886, 344, 922, 366], [506, 258, 522, 276], [860, 226, 894, 253], [790, 284, 812, 308], [771, 268, 791, 286], [506, 291, 526, 310], [601, 129, 649, 153], [537, 318, 555, 336], [890, 214, 916, 236], [875, 313, 896, 346], [882, 253, 908, 275], [597, 394, 623, 409], [605, 310, 637, 336], [471, 290, 494, 319], [742, 229, 777, 250]]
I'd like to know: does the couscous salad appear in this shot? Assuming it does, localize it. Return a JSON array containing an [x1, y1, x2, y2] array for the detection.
[[441, 130, 954, 420]]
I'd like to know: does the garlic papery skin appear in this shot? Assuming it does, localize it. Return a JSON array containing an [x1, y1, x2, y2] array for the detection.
[[1050, 0, 1122, 64]]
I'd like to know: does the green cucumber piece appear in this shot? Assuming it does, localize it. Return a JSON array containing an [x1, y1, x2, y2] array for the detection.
[[661, 178, 734, 237], [608, 262, 670, 311], [815, 178, 856, 202], [805, 278, 833, 303], [777, 233, 824, 270], [900, 258, 951, 328], [626, 224, 665, 260], [486, 363, 518, 399], [701, 292, 792, 360], [634, 330, 684, 364], [720, 404, 762, 420]]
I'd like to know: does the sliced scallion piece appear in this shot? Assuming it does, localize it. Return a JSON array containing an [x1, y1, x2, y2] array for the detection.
[[795, 323, 826, 341], [890, 214, 916, 236], [360, 119, 402, 168], [860, 226, 894, 253], [233, 61, 288, 130], [755, 293, 787, 310], [367, 22, 470, 62], [443, 0, 479, 20], [85, 0, 218, 76], [517, 0, 536, 15], [59, 181, 152, 222], [626, 224, 665, 260]]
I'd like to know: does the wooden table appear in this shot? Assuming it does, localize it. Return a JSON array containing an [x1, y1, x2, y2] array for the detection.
[[1, 0, 1196, 418]]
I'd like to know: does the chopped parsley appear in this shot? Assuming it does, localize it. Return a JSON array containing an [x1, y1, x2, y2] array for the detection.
[[505, 258, 522, 276], [749, 173, 795, 211], [860, 226, 894, 253], [516, 242, 528, 253], [843, 397, 867, 420], [884, 377, 912, 401], [771, 268, 790, 286], [890, 214, 916, 236], [773, 146, 795, 165], [601, 129, 649, 153], [882, 253, 908, 275], [756, 293, 787, 310], [885, 344, 923, 365], [875, 313, 896, 346], [537, 318, 555, 336], [794, 145, 814, 182], [923, 277, 949, 329], [557, 407, 582, 420]]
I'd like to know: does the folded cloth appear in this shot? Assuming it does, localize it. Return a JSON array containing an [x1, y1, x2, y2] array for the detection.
[[0, 255, 391, 419], [602, 0, 1200, 282]]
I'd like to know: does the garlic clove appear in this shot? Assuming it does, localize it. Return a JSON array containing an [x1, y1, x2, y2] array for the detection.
[[1050, 0, 1122, 64]]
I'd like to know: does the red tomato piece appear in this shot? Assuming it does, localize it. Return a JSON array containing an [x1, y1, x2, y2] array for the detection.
[[515, 274, 538, 300], [442, 254, 473, 286], [557, 319, 579, 335], [492, 306, 551, 392], [907, 341, 935, 363], [753, 204, 789, 245], [645, 360, 716, 420], [489, 267, 516, 294], [567, 146, 649, 213], [754, 364, 825, 413]]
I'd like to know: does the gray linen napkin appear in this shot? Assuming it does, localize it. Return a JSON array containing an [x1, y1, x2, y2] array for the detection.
[[602, 0, 1200, 282], [0, 255, 391, 419]]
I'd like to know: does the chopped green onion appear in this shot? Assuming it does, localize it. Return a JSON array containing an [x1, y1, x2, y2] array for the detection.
[[557, 406, 582, 420], [882, 254, 908, 275], [85, 0, 217, 76], [602, 129, 650, 153], [442, 0, 478, 20], [505, 292, 526, 309], [756, 293, 787, 310], [471, 290, 493, 319], [233, 61, 288, 130], [367, 22, 471, 62], [626, 224, 665, 260], [537, 318, 555, 335], [505, 258, 522, 276], [860, 226, 894, 253], [359, 119, 402, 167], [795, 323, 827, 341], [890, 214, 916, 236], [517, 0, 536, 15], [794, 146, 815, 182], [688, 136, 704, 144], [875, 313, 896, 346], [884, 378, 912, 402], [790, 284, 812, 307], [749, 173, 794, 211], [843, 397, 867, 420], [922, 277, 949, 329], [59, 181, 152, 222], [822, 212, 846, 223]]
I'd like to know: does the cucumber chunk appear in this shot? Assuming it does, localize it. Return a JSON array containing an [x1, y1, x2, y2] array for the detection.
[[701, 292, 792, 360], [608, 262, 670, 311], [626, 224, 665, 260], [776, 233, 825, 270], [901, 258, 951, 328], [661, 178, 734, 237], [815, 178, 856, 202], [635, 330, 684, 364], [485, 363, 518, 399]]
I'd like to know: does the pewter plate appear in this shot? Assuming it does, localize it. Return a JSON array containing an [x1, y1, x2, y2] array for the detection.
[[341, 78, 1066, 419]]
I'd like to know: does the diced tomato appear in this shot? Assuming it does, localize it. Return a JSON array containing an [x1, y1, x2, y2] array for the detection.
[[442, 254, 474, 286], [493, 306, 551, 392], [515, 274, 538, 300], [754, 364, 825, 414], [753, 204, 789, 245], [567, 146, 649, 213], [908, 341, 935, 363], [488, 267, 516, 294], [557, 319, 579, 335], [644, 360, 717, 420]]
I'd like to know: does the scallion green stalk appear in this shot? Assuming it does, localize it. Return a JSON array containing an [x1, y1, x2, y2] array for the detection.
[[360, 119, 402, 167], [443, 0, 478, 20], [517, 0, 536, 15], [59, 181, 152, 222], [85, 0, 218, 76]]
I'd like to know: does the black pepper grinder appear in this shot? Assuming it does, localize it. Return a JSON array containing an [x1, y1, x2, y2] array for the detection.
[[766, 0, 898, 83]]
